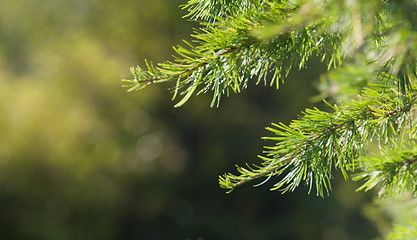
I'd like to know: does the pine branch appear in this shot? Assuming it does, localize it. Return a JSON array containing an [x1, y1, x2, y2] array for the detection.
[[219, 85, 417, 196], [354, 145, 417, 198], [124, 1, 348, 107]]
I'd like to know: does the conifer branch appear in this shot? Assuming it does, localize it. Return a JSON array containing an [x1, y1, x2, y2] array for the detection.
[[125, 1, 350, 107], [127, 0, 417, 237], [127, 0, 417, 195], [220, 85, 417, 196], [354, 144, 417, 198]]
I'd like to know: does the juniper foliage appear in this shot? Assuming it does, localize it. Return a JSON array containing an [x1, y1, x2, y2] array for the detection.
[[125, 0, 417, 238]]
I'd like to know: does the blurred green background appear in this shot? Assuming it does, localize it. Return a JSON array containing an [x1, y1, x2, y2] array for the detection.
[[0, 0, 387, 239]]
